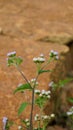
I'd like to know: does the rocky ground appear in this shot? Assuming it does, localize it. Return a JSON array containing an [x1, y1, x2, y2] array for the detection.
[[0, 0, 73, 130]]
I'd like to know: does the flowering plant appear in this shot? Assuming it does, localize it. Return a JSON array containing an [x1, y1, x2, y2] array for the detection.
[[5, 50, 59, 130]]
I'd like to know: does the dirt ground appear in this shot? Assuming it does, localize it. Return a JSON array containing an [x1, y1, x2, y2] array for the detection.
[[0, 0, 73, 130]]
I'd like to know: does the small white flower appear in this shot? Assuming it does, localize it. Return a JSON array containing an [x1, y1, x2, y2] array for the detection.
[[36, 114, 39, 117], [34, 116, 38, 121], [71, 106, 73, 109], [41, 90, 46, 95], [50, 50, 54, 53], [33, 56, 45, 63], [42, 115, 49, 120], [25, 119, 29, 122], [48, 81, 54, 87], [50, 50, 58, 56], [55, 55, 59, 60], [45, 90, 51, 95], [18, 126, 22, 130], [67, 106, 73, 116], [39, 93, 43, 97], [34, 114, 39, 121], [67, 111, 73, 116], [26, 122, 30, 126], [31, 78, 36, 82], [30, 78, 38, 86], [54, 51, 58, 56], [7, 51, 16, 57], [40, 53, 44, 57], [50, 114, 55, 118], [38, 57, 45, 62], [44, 115, 48, 119], [47, 95, 51, 99], [35, 89, 40, 94], [49, 50, 59, 59], [33, 57, 38, 63]]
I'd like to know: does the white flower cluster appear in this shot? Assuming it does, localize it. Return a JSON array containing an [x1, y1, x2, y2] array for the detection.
[[34, 113, 55, 121], [33, 54, 45, 63], [7, 51, 16, 57], [34, 114, 40, 121], [35, 89, 51, 99], [24, 118, 30, 126], [41, 115, 50, 120], [29, 78, 38, 86], [67, 106, 73, 116], [49, 50, 59, 60], [41, 114, 55, 120]]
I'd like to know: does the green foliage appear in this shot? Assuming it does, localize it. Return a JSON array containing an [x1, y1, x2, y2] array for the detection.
[[58, 78, 73, 88], [14, 83, 32, 94], [38, 69, 52, 74], [7, 55, 23, 66], [34, 128, 43, 130], [51, 78, 73, 91], [35, 96, 48, 108], [5, 120, 13, 130], [68, 98, 73, 103], [18, 102, 29, 116]]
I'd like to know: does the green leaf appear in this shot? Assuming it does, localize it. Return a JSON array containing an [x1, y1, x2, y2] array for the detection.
[[68, 98, 73, 103], [7, 58, 14, 66], [35, 97, 47, 108], [59, 78, 73, 87], [18, 102, 28, 115], [7, 56, 23, 67], [5, 120, 14, 130], [15, 57, 23, 65], [38, 69, 52, 74], [14, 83, 32, 94]]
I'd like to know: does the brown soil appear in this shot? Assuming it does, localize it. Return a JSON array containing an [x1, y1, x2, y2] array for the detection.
[[0, 0, 73, 130]]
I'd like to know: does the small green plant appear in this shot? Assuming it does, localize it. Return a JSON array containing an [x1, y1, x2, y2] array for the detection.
[[49, 78, 73, 113], [5, 50, 59, 130], [48, 78, 73, 127], [66, 106, 73, 130]]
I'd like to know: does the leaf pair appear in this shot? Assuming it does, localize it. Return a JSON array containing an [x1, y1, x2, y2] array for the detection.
[[14, 83, 32, 115]]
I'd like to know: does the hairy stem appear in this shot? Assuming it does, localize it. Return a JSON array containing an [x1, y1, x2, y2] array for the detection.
[[16, 65, 32, 87], [41, 57, 54, 70], [29, 74, 39, 130]]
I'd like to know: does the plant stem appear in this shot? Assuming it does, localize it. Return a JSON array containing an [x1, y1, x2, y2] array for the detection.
[[41, 57, 54, 70], [29, 88, 34, 130], [29, 74, 39, 130], [16, 65, 32, 87]]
